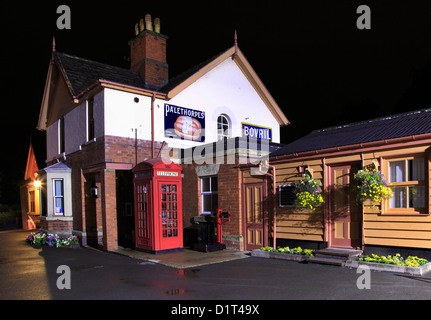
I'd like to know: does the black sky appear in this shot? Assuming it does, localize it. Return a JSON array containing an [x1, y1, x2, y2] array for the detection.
[[2, 0, 431, 205]]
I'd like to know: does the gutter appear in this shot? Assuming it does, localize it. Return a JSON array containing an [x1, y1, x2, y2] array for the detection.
[[270, 133, 431, 163]]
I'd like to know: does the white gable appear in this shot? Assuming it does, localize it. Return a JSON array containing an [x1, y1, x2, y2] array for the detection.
[[154, 57, 281, 149]]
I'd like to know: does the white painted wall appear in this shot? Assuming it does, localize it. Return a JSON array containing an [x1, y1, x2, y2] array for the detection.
[[46, 90, 105, 162], [104, 88, 152, 141], [65, 102, 86, 155], [47, 56, 281, 162], [46, 121, 59, 161], [154, 57, 281, 149]]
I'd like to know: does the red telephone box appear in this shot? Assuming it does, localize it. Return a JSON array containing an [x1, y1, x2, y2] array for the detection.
[[133, 159, 183, 254]]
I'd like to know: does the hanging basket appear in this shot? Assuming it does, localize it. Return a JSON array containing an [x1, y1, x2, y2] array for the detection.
[[353, 169, 393, 204], [294, 174, 324, 211]]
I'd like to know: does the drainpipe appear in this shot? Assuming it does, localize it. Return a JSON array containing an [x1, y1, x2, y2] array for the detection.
[[256, 160, 277, 250], [151, 92, 156, 159]]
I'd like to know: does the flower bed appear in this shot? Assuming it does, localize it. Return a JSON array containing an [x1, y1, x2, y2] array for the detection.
[[358, 253, 428, 267], [26, 231, 79, 248], [260, 246, 315, 256], [345, 253, 431, 275], [252, 246, 315, 262]]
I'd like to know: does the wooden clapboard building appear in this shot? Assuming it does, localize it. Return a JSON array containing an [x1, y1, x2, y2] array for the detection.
[[255, 108, 431, 258]]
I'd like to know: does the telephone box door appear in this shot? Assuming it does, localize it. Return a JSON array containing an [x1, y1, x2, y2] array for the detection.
[[158, 181, 183, 251], [134, 179, 152, 249]]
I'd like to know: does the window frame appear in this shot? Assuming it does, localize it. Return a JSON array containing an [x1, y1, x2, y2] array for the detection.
[[217, 114, 231, 141], [200, 176, 218, 215], [53, 178, 65, 216], [86, 97, 95, 142], [382, 154, 428, 215], [29, 190, 36, 213]]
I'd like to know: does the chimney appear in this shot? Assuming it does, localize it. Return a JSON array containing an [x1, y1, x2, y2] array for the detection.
[[129, 14, 168, 90]]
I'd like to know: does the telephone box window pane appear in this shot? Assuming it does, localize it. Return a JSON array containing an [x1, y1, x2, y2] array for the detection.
[[161, 184, 179, 238]]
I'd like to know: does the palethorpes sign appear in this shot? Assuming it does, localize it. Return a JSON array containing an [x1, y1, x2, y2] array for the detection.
[[165, 104, 205, 142], [242, 123, 272, 142]]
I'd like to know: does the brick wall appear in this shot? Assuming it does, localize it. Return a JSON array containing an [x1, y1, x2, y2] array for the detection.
[[105, 135, 164, 165], [101, 169, 117, 251], [181, 154, 244, 250], [182, 164, 200, 227], [130, 31, 168, 87]]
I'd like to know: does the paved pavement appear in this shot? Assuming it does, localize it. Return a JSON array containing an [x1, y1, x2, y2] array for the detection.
[[2, 229, 431, 305]]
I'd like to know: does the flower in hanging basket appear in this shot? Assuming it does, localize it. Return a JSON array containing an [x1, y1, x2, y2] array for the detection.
[[353, 168, 393, 204], [294, 174, 324, 210]]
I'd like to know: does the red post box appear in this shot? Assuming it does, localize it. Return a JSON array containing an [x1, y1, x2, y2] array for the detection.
[[133, 159, 183, 254]]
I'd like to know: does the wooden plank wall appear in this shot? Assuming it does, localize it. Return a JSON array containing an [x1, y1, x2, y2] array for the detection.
[[362, 146, 431, 249], [243, 142, 431, 250]]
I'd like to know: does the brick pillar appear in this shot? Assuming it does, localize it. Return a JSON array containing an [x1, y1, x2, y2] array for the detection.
[[101, 169, 118, 251]]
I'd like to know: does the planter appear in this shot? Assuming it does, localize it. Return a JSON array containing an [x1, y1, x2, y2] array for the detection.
[[345, 260, 431, 276], [251, 249, 310, 262]]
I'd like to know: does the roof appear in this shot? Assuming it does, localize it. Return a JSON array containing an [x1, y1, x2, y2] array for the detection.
[[270, 108, 431, 158], [38, 44, 289, 130], [54, 52, 148, 96], [40, 161, 72, 172], [160, 46, 289, 126]]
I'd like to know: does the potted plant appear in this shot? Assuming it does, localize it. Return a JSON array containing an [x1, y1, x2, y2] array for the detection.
[[294, 174, 324, 210], [353, 168, 393, 205]]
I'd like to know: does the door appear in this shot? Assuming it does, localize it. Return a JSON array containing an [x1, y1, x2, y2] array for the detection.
[[135, 180, 152, 249], [158, 182, 183, 250], [244, 183, 265, 250], [329, 164, 362, 248]]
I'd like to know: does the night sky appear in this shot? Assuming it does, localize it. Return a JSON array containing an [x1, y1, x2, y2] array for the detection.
[[2, 0, 431, 205]]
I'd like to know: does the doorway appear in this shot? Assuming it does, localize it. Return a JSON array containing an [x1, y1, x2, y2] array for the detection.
[[116, 170, 135, 248], [328, 164, 362, 248], [243, 183, 266, 250]]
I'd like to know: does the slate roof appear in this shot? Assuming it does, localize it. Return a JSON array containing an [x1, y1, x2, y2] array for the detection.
[[54, 52, 148, 96], [54, 49, 232, 97], [270, 108, 431, 158]]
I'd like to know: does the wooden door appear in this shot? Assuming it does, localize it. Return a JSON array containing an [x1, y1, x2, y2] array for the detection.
[[244, 183, 265, 250], [329, 164, 362, 248]]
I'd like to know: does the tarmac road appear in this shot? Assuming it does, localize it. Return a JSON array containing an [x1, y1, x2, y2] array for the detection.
[[1, 229, 431, 305]]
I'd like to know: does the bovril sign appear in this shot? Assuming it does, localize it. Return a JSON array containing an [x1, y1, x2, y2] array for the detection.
[[242, 123, 272, 142]]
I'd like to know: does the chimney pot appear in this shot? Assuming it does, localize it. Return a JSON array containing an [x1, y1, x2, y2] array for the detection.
[[145, 14, 153, 31], [154, 18, 161, 33], [139, 18, 145, 33]]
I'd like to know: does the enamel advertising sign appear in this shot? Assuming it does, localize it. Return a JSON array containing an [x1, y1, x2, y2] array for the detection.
[[164, 104, 205, 142], [242, 123, 272, 142]]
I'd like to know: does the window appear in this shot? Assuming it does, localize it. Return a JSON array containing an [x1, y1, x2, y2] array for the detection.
[[87, 98, 95, 141], [279, 185, 296, 207], [217, 114, 230, 141], [53, 179, 65, 215], [29, 191, 35, 213], [58, 117, 65, 154], [201, 176, 218, 214], [385, 156, 426, 214]]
